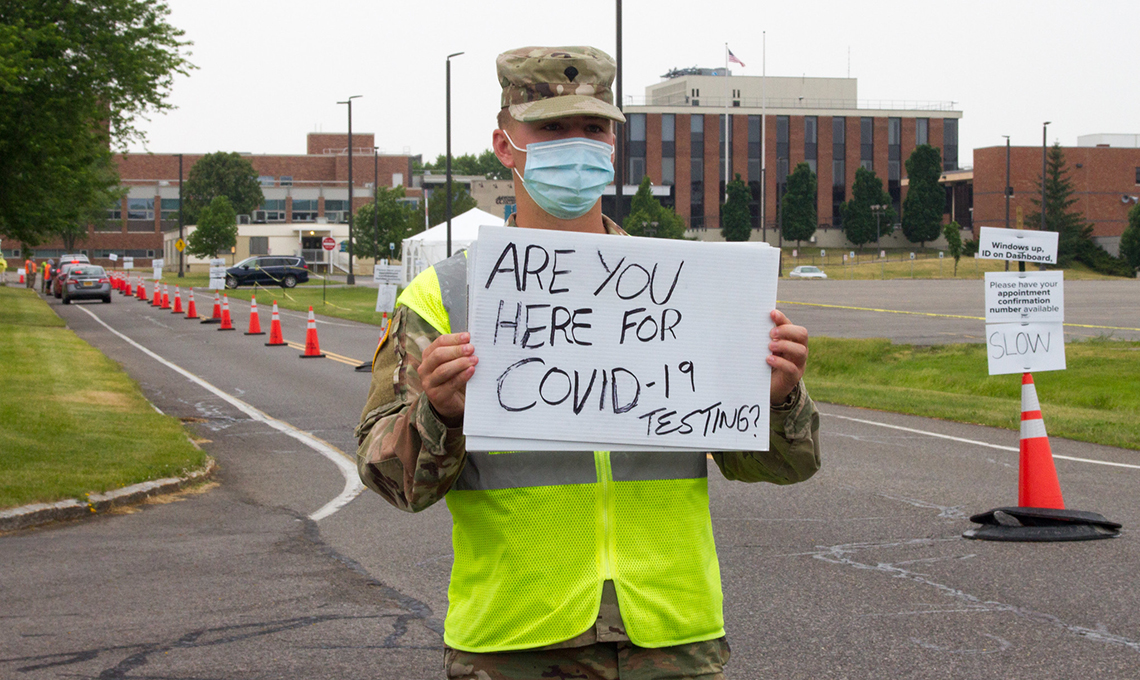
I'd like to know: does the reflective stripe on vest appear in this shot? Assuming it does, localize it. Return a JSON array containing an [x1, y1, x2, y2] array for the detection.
[[398, 244, 724, 653]]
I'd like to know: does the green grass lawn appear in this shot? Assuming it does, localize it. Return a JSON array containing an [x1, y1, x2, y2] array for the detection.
[[0, 286, 209, 508], [807, 336, 1140, 451]]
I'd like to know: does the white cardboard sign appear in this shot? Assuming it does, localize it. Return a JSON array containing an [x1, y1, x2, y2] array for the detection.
[[463, 226, 779, 452], [109, 253, 119, 262], [153, 258, 165, 268], [208, 258, 227, 290], [977, 226, 1059, 264], [373, 264, 402, 284], [375, 283, 398, 313], [123, 257, 134, 270], [986, 322, 1067, 375], [984, 272, 1064, 323]]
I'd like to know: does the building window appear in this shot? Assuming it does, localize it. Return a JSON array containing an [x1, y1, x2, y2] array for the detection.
[[323, 199, 349, 223], [719, 114, 732, 184], [916, 118, 929, 146], [627, 113, 646, 185], [258, 176, 275, 187], [832, 159, 846, 227], [776, 116, 789, 205], [249, 236, 269, 255], [943, 119, 958, 170], [805, 116, 818, 174], [661, 157, 675, 185], [292, 199, 318, 222], [127, 198, 154, 220], [1136, 167, 1140, 184], [690, 115, 704, 228], [888, 118, 901, 209], [258, 199, 286, 222], [160, 198, 180, 221], [105, 203, 122, 220], [860, 117, 874, 171], [280, 176, 293, 187], [660, 114, 675, 186]]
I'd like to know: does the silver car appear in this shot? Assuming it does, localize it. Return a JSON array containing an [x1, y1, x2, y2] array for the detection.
[[61, 264, 112, 304], [788, 265, 828, 280]]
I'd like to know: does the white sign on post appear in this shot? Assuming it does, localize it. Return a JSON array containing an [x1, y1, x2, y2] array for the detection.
[[984, 272, 1064, 323], [208, 258, 227, 290], [373, 263, 402, 284], [153, 258, 164, 268], [153, 267, 163, 280], [986, 322, 1067, 375], [977, 226, 1059, 264], [109, 253, 119, 262], [375, 283, 398, 313], [123, 257, 134, 270], [463, 226, 780, 452]]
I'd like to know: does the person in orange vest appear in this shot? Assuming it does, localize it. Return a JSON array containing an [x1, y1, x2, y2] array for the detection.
[[25, 256, 37, 289], [41, 259, 53, 294]]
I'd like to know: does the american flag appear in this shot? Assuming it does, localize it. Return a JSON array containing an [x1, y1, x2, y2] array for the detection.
[[728, 49, 745, 67]]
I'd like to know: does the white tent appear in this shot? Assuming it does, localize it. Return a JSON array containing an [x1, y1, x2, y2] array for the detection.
[[401, 208, 504, 284]]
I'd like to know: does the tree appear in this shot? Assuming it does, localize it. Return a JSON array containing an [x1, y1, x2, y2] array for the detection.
[[902, 145, 944, 248], [1029, 143, 1132, 276], [182, 152, 264, 225], [0, 1, 193, 246], [1121, 203, 1140, 276], [622, 176, 688, 239], [721, 174, 752, 241], [353, 186, 417, 260], [423, 149, 510, 180], [942, 221, 963, 276], [840, 167, 895, 249], [781, 163, 818, 246], [414, 184, 479, 229], [186, 196, 237, 258]]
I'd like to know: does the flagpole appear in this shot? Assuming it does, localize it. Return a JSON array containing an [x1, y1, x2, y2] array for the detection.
[[760, 32, 767, 242], [724, 43, 730, 205]]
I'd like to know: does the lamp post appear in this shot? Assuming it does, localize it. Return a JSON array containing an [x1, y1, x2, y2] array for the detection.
[[1002, 135, 1011, 271], [446, 52, 464, 258], [373, 146, 380, 265], [1038, 121, 1050, 273], [871, 203, 888, 245], [177, 153, 184, 278], [338, 94, 362, 284], [614, 0, 624, 226]]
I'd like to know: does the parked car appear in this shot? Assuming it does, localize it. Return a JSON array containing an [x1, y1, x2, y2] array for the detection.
[[788, 265, 828, 280], [225, 256, 309, 289], [61, 264, 111, 304], [59, 253, 90, 264], [53, 260, 90, 298]]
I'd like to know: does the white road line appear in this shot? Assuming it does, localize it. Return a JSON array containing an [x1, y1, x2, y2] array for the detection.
[[75, 305, 366, 520], [824, 412, 1140, 470]]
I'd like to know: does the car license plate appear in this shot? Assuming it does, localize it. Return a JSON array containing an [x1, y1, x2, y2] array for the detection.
[[82, 281, 95, 287]]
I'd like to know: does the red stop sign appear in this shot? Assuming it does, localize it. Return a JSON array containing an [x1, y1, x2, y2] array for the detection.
[[321, 236, 336, 251]]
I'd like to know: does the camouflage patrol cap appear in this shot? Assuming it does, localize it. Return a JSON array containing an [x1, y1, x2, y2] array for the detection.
[[497, 46, 626, 124]]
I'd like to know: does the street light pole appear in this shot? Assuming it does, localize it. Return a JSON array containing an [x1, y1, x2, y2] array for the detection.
[[1003, 135, 1011, 271], [373, 146, 379, 264], [1038, 121, 1050, 273], [614, 0, 624, 227], [338, 95, 362, 284], [446, 52, 464, 258]]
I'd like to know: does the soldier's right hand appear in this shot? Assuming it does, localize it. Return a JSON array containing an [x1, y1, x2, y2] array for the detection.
[[419, 332, 477, 427]]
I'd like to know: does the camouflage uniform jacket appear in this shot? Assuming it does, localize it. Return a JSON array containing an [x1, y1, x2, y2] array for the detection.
[[354, 215, 822, 655]]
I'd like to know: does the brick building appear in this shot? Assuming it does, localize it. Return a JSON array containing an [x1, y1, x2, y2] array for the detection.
[[13, 133, 419, 272], [614, 70, 965, 239], [973, 134, 1140, 256]]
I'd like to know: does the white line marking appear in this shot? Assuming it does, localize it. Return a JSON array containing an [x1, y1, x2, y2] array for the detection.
[[824, 412, 1140, 470], [75, 306, 365, 520]]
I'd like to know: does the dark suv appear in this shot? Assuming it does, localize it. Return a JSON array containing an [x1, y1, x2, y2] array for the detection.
[[226, 256, 309, 289]]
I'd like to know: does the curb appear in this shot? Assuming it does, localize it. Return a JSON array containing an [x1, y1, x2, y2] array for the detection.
[[0, 458, 217, 533]]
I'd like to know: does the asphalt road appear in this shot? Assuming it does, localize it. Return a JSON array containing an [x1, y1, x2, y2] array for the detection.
[[2, 281, 1138, 679]]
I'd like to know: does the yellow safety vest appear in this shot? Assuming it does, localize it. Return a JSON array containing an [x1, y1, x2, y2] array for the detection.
[[397, 252, 724, 653]]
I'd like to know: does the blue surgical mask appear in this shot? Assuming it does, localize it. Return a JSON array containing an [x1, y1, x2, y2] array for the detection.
[[505, 132, 615, 220]]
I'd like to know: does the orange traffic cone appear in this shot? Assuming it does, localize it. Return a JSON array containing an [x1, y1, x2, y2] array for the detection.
[[124, 277, 133, 296], [265, 301, 286, 346], [245, 294, 265, 335], [171, 286, 184, 314], [160, 284, 171, 310], [201, 291, 222, 324], [138, 280, 147, 301], [218, 295, 235, 330], [185, 289, 199, 320], [299, 306, 325, 358], [1018, 373, 1064, 509], [18, 269, 24, 284], [152, 283, 161, 306]]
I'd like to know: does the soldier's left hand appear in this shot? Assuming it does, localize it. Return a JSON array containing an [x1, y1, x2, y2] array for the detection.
[[767, 309, 807, 405]]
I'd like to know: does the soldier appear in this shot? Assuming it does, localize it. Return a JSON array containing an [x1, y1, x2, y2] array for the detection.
[[356, 46, 821, 680]]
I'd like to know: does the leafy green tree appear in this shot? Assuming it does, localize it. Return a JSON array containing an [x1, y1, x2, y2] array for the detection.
[[721, 174, 752, 241], [902, 145, 944, 248], [423, 149, 510, 180], [622, 176, 688, 239], [1120, 203, 1140, 276], [353, 186, 417, 260], [781, 163, 818, 246], [1029, 143, 1131, 275], [414, 184, 479, 229], [841, 167, 895, 249], [942, 221, 963, 276], [182, 152, 264, 225], [187, 196, 237, 258], [0, 0, 192, 246]]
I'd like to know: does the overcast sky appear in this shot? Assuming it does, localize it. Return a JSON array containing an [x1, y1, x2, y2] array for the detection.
[[130, 0, 1138, 165]]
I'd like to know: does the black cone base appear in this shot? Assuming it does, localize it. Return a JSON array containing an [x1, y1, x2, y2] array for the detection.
[[354, 362, 372, 372], [963, 507, 1121, 542]]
